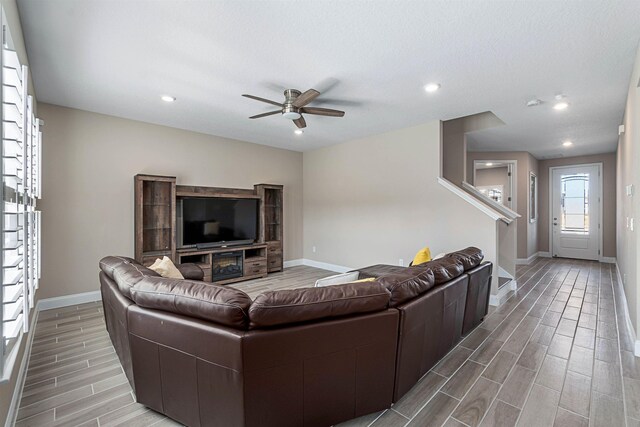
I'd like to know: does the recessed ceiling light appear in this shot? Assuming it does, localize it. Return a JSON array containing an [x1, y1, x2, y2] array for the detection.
[[553, 101, 569, 110], [526, 99, 542, 107], [161, 95, 176, 102], [485, 162, 494, 166], [294, 129, 303, 135], [563, 141, 573, 147], [424, 83, 441, 93]]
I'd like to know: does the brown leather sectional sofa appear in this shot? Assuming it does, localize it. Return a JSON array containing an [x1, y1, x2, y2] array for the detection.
[[99, 247, 492, 427]]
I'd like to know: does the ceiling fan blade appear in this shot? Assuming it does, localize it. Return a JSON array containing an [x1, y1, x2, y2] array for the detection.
[[249, 110, 281, 119], [301, 107, 345, 117], [292, 89, 320, 108], [293, 116, 307, 129], [242, 94, 283, 107]]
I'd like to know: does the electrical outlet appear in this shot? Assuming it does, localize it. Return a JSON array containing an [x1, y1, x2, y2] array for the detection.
[[399, 258, 404, 266], [631, 218, 635, 231], [312, 246, 316, 253]]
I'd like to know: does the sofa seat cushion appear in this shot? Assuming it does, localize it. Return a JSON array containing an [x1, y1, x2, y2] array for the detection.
[[445, 247, 484, 271], [130, 278, 252, 329], [376, 267, 435, 307], [423, 257, 465, 284], [99, 256, 160, 299], [249, 282, 391, 329]]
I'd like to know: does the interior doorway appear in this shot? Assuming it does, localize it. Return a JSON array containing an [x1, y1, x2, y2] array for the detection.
[[550, 163, 602, 260]]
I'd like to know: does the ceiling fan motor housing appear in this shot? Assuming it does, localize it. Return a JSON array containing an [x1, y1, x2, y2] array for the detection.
[[282, 89, 302, 119]]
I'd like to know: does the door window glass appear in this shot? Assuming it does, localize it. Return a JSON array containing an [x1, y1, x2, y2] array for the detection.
[[561, 173, 589, 234]]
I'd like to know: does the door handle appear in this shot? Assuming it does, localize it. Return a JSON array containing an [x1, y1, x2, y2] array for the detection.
[[554, 223, 558, 226]]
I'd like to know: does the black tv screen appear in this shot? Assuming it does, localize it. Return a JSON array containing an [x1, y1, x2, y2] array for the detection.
[[181, 197, 258, 246]]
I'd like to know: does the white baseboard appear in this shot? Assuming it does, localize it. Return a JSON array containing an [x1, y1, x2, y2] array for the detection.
[[537, 251, 552, 258], [599, 256, 616, 264], [614, 262, 640, 357], [298, 259, 353, 273], [5, 310, 39, 427], [498, 267, 514, 280], [37, 290, 102, 312], [283, 259, 304, 268], [516, 252, 541, 265], [490, 281, 514, 306]]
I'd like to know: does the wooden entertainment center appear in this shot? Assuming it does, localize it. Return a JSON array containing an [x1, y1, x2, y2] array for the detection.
[[134, 174, 283, 285]]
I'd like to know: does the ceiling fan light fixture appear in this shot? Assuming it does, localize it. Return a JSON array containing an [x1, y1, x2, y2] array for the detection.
[[282, 111, 302, 120], [553, 101, 569, 111], [553, 94, 569, 110], [424, 83, 441, 93]]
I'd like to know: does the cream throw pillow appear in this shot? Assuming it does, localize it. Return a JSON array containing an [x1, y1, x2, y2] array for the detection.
[[148, 256, 184, 280]]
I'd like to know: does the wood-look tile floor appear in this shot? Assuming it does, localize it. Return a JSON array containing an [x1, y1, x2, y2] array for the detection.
[[14, 260, 640, 427]]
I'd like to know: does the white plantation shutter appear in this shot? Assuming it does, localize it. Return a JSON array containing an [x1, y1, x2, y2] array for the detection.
[[0, 14, 42, 380]]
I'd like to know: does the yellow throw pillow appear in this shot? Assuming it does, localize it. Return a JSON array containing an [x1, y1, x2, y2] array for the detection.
[[352, 277, 376, 283], [148, 256, 184, 280], [412, 247, 432, 266]]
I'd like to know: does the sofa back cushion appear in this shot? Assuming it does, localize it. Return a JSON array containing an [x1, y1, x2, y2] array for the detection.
[[376, 267, 435, 307], [249, 282, 390, 329], [424, 257, 465, 284], [99, 256, 138, 279], [130, 278, 252, 329], [99, 256, 160, 299], [445, 247, 484, 271]]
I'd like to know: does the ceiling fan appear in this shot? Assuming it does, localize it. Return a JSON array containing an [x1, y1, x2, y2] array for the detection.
[[242, 88, 345, 129]]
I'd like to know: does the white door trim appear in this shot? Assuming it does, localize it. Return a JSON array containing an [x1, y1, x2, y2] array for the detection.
[[548, 162, 604, 261], [472, 160, 517, 210]]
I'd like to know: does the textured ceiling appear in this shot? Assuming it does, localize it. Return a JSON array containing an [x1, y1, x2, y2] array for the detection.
[[17, 0, 640, 156]]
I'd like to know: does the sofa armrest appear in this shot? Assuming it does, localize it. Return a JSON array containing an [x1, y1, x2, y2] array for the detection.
[[176, 263, 204, 281]]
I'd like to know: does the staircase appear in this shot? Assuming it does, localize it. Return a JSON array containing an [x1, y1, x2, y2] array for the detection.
[[440, 112, 519, 306]]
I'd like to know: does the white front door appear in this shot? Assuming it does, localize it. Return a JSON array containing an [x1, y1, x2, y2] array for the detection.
[[551, 164, 601, 260]]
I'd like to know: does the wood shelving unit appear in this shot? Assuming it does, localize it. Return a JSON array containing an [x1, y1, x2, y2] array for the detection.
[[134, 174, 176, 265], [134, 177, 284, 283], [255, 184, 283, 272]]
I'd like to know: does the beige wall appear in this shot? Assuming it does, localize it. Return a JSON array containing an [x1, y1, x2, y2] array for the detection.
[[0, 0, 37, 424], [442, 120, 467, 185], [617, 42, 640, 335], [38, 104, 303, 300], [303, 121, 498, 284], [474, 166, 511, 205], [537, 153, 617, 258], [467, 151, 538, 260], [442, 112, 504, 186]]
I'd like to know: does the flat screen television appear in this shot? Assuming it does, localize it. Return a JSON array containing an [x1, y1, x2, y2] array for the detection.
[[178, 197, 259, 248]]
